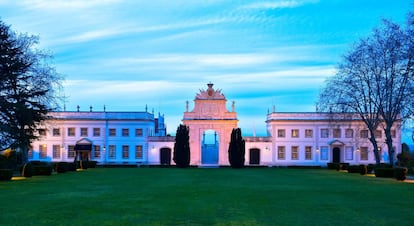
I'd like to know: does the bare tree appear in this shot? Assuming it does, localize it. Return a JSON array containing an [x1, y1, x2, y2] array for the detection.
[[371, 20, 414, 166], [319, 18, 414, 166], [0, 20, 62, 162], [318, 59, 382, 165]]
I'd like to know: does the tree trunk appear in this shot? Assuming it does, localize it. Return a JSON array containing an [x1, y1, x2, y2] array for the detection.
[[369, 136, 381, 165], [384, 126, 395, 167], [20, 146, 29, 164]]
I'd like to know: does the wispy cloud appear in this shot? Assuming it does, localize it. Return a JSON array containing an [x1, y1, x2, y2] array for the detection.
[[240, 0, 319, 10], [20, 0, 121, 10]]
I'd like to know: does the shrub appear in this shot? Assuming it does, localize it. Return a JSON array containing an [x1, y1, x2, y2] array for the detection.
[[394, 167, 408, 181], [359, 165, 367, 175], [347, 165, 360, 173], [375, 168, 395, 178], [0, 169, 13, 181]]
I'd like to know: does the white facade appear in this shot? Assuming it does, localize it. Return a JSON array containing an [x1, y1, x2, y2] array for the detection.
[[265, 112, 401, 166], [30, 111, 165, 164], [29, 84, 402, 167]]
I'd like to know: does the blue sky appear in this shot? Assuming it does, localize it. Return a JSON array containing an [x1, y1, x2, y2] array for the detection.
[[0, 0, 412, 139]]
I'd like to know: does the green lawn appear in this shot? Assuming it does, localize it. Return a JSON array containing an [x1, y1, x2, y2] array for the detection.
[[1, 168, 413, 226]]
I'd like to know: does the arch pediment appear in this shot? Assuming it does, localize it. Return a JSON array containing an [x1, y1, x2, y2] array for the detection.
[[328, 139, 345, 146]]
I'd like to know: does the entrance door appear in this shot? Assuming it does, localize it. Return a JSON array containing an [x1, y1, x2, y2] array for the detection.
[[201, 130, 219, 164], [160, 148, 171, 165], [332, 147, 341, 163], [249, 148, 260, 165]]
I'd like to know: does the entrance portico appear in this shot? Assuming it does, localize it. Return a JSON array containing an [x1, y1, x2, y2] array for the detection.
[[183, 83, 238, 166]]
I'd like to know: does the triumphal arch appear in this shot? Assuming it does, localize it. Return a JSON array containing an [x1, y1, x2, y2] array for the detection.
[[183, 83, 238, 165]]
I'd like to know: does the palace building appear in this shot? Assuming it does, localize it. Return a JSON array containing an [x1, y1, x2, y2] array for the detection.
[[29, 83, 401, 166]]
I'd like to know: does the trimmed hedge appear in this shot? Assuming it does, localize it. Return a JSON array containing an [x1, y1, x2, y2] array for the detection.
[[346, 165, 368, 175], [359, 165, 367, 175], [68, 163, 77, 171], [22, 162, 34, 177], [22, 161, 52, 176], [88, 161, 97, 168], [54, 162, 69, 173], [0, 169, 13, 181], [33, 165, 53, 176], [394, 167, 408, 181], [367, 164, 375, 174], [374, 168, 395, 178], [327, 163, 349, 171], [374, 167, 408, 181], [347, 165, 360, 173]]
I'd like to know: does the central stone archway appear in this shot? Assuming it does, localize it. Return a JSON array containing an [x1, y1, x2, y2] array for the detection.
[[183, 83, 238, 166]]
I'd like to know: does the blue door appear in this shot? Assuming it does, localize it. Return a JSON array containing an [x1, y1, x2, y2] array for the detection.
[[202, 144, 219, 164]]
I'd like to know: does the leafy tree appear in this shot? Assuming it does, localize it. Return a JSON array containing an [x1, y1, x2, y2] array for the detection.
[[173, 124, 190, 168], [228, 128, 245, 168], [0, 20, 62, 162], [318, 19, 414, 166]]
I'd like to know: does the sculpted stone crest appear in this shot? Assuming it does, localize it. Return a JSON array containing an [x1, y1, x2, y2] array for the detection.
[[196, 83, 225, 100]]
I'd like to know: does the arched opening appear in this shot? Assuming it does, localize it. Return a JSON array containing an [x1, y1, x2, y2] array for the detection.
[[160, 147, 171, 165], [332, 147, 341, 163], [201, 130, 219, 164], [249, 148, 260, 165]]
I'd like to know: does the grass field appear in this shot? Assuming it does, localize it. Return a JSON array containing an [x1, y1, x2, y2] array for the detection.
[[0, 168, 413, 226]]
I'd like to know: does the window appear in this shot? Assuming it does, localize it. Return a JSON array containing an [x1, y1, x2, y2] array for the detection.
[[53, 128, 61, 136], [320, 146, 328, 160], [38, 129, 46, 136], [345, 146, 353, 160], [122, 145, 129, 159], [320, 129, 329, 138], [305, 129, 313, 138], [305, 146, 312, 160], [52, 145, 61, 159], [39, 145, 47, 159], [391, 130, 396, 138], [360, 130, 368, 138], [345, 129, 353, 138], [277, 146, 285, 160], [277, 129, 285, 138], [93, 128, 101, 137], [360, 147, 368, 160], [80, 128, 88, 137], [135, 145, 143, 159], [291, 146, 299, 160], [93, 145, 101, 159], [291, 129, 299, 138], [68, 128, 75, 137], [109, 128, 116, 136], [374, 130, 382, 138], [68, 145, 75, 158], [122, 128, 129, 137], [333, 129, 341, 138], [109, 145, 116, 159], [135, 128, 143, 137]]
